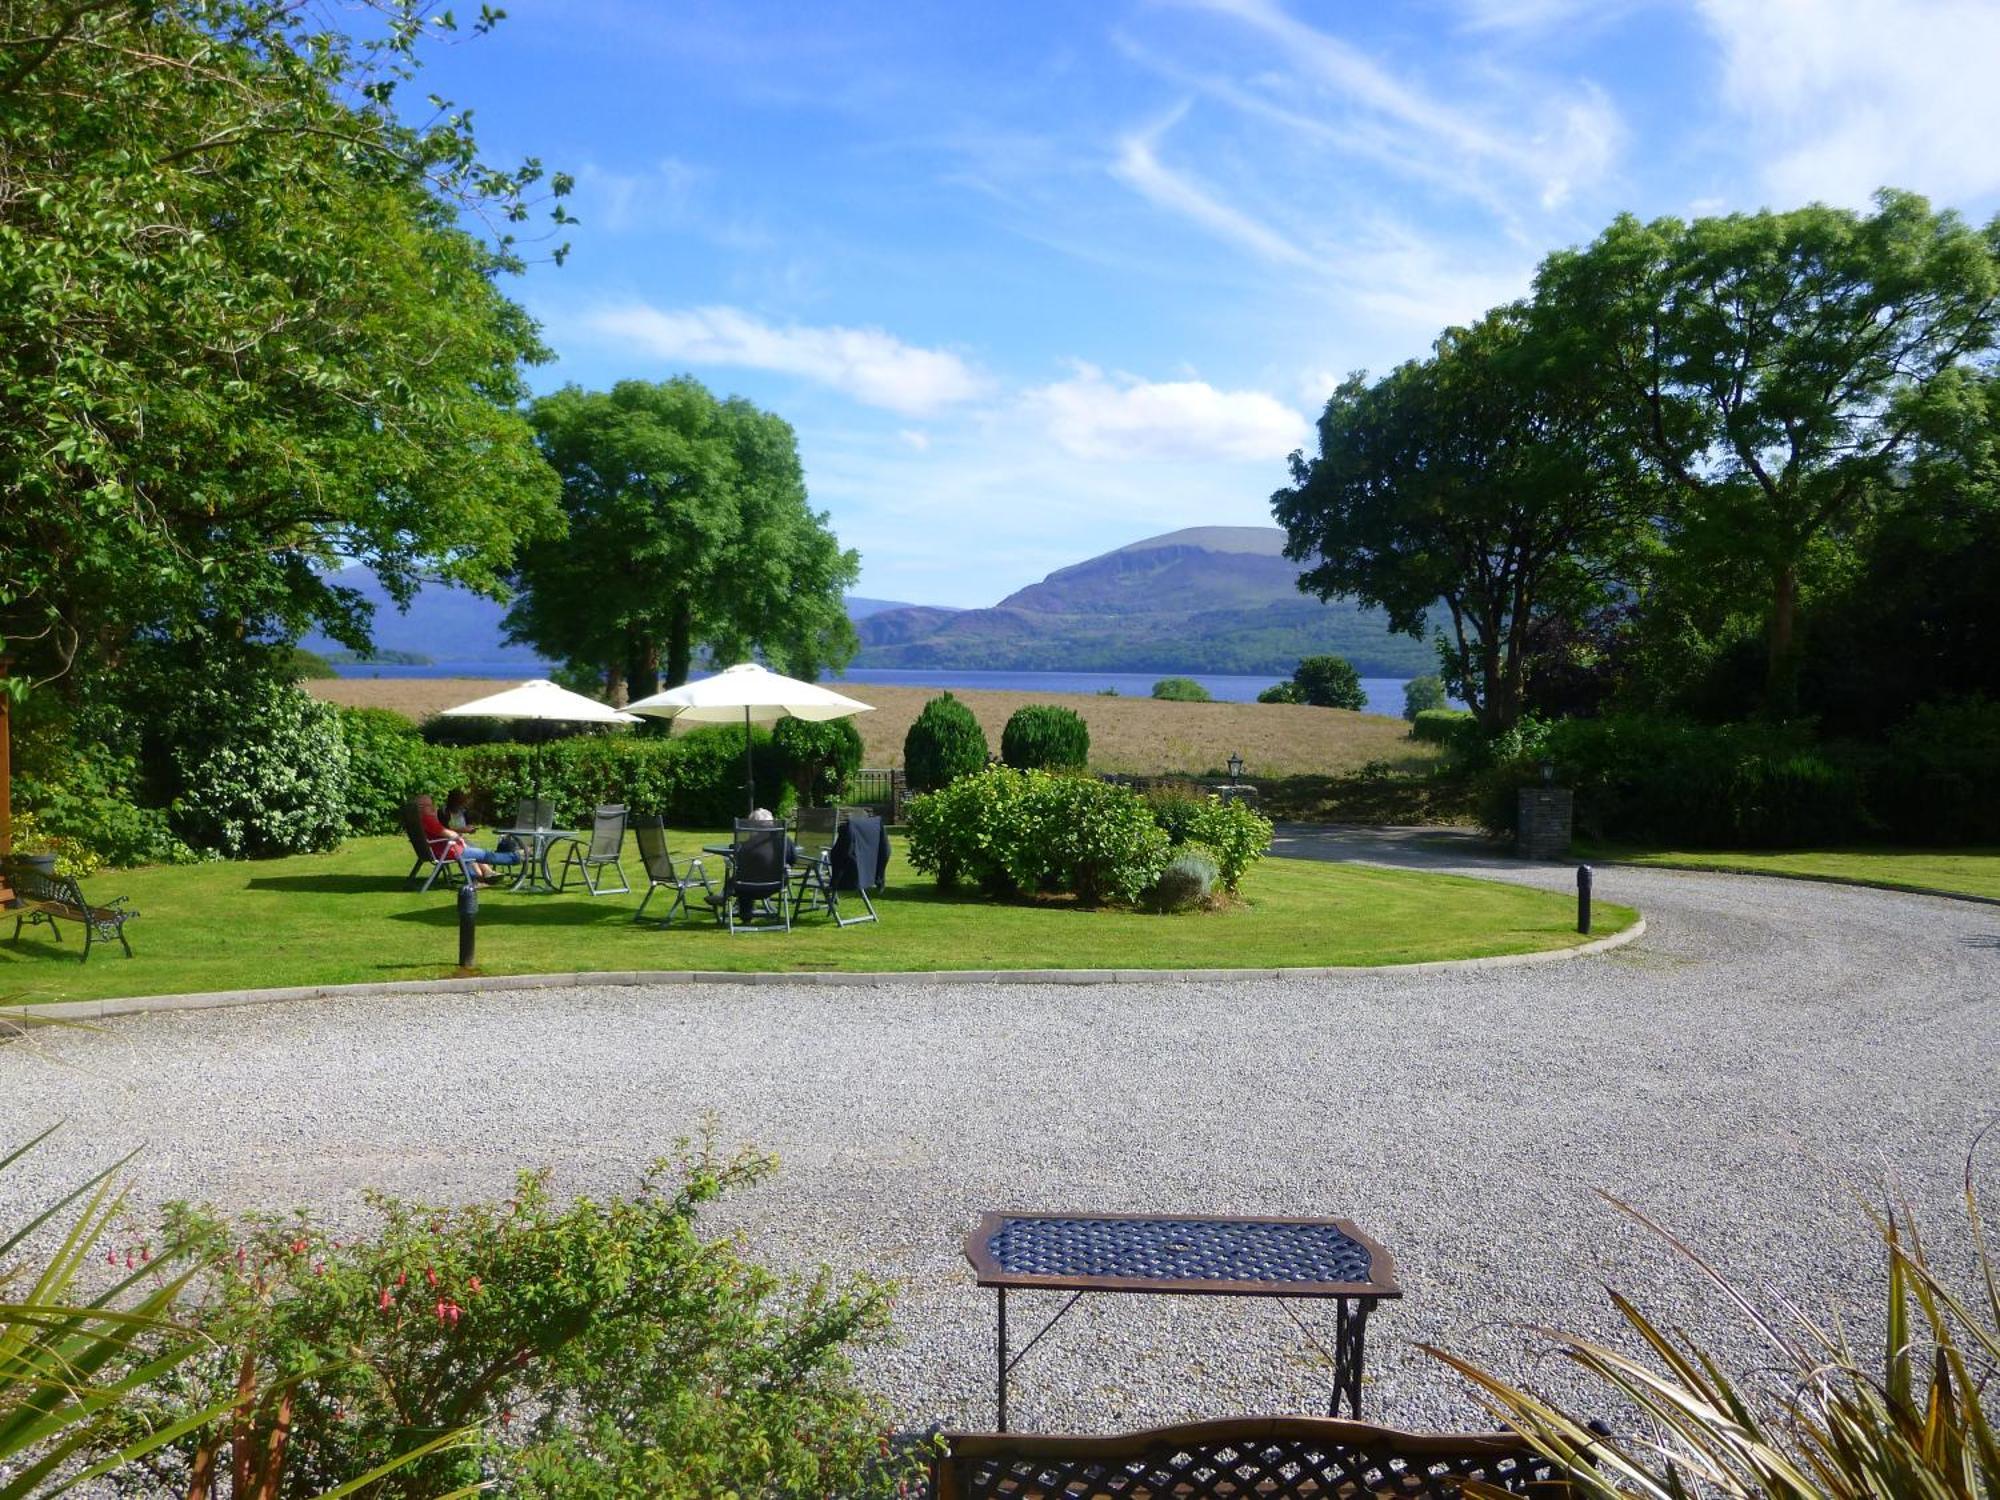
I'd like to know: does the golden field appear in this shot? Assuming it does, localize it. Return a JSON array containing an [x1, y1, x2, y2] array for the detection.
[[306, 677, 1437, 778]]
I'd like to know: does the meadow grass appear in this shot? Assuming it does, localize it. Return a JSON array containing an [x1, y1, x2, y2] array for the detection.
[[1581, 843, 2000, 902], [307, 679, 1440, 779], [1, 832, 1633, 1005]]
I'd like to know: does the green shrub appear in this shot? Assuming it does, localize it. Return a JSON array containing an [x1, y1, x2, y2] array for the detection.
[[1478, 715, 1866, 849], [1257, 681, 1305, 704], [12, 738, 185, 868], [453, 727, 789, 829], [9, 807, 104, 878], [1877, 697, 2000, 844], [1411, 707, 1475, 744], [773, 716, 865, 806], [1140, 784, 1272, 890], [1292, 655, 1367, 710], [137, 1139, 909, 1500], [1150, 847, 1218, 912], [1151, 677, 1212, 702], [1402, 674, 1447, 719], [906, 766, 1171, 904], [903, 692, 989, 792], [336, 706, 456, 835], [1000, 703, 1090, 772], [167, 680, 350, 858]]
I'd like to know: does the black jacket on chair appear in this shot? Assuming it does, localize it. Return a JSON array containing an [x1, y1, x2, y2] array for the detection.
[[830, 816, 888, 891]]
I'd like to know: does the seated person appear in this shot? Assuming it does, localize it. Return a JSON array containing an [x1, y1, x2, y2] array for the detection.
[[418, 793, 516, 884]]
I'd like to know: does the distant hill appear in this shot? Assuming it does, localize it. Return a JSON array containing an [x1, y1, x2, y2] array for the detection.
[[852, 526, 1432, 677], [301, 570, 944, 668]]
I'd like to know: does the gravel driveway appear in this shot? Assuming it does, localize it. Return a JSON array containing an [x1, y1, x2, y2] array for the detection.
[[2, 833, 1995, 1437]]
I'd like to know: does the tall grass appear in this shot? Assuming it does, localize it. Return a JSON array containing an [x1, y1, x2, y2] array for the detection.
[[1429, 1131, 2000, 1499]]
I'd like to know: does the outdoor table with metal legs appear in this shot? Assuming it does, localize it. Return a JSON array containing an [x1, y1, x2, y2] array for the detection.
[[492, 827, 578, 894], [964, 1212, 1401, 1432]]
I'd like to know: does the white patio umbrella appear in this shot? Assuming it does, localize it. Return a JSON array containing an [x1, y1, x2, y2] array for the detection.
[[437, 679, 640, 801], [625, 663, 874, 816]]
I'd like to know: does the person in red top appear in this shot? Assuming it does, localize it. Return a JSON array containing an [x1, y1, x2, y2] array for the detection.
[[415, 793, 511, 883]]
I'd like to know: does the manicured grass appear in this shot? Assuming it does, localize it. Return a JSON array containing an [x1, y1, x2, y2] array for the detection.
[[1582, 844, 2000, 903], [1, 833, 1634, 1005]]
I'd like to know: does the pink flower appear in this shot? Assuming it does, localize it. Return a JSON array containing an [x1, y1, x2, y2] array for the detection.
[[425, 1265, 439, 1288], [378, 1288, 394, 1311], [435, 1299, 448, 1322], [467, 1275, 482, 1295], [106, 1251, 117, 1267]]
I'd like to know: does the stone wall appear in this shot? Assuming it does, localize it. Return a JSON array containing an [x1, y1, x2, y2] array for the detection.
[[1516, 787, 1573, 860]]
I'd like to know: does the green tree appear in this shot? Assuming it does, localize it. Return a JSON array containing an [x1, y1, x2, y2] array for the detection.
[[1532, 190, 2000, 710], [1292, 655, 1367, 710], [1403, 674, 1447, 719], [1151, 677, 1212, 702], [1275, 307, 1645, 730], [0, 0, 569, 692], [509, 380, 858, 699]]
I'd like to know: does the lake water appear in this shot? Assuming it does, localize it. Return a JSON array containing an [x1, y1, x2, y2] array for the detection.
[[331, 659, 1419, 716]]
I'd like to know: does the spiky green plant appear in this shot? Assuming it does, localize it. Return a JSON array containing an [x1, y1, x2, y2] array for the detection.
[[1429, 1132, 2000, 1500]]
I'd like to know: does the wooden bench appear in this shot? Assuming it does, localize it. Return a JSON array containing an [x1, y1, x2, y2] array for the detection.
[[4, 858, 137, 961], [931, 1415, 1578, 1499]]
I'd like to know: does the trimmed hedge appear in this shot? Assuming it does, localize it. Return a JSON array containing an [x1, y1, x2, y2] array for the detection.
[[1411, 708, 1476, 744], [454, 726, 793, 830], [903, 693, 988, 792], [1000, 704, 1090, 772], [336, 707, 457, 835]]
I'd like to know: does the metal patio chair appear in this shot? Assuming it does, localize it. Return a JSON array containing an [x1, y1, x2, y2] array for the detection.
[[788, 805, 841, 918], [401, 798, 464, 892], [632, 816, 714, 926], [551, 803, 631, 895], [705, 821, 792, 933]]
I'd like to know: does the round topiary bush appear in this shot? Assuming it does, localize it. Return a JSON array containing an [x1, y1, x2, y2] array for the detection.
[[903, 692, 989, 793], [1150, 847, 1218, 912], [1000, 703, 1090, 772], [1151, 677, 1212, 702]]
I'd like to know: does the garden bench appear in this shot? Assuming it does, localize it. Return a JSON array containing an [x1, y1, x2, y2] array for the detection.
[[4, 858, 137, 961], [931, 1415, 1578, 1499]]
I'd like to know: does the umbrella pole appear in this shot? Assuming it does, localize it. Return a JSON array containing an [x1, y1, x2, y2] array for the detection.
[[744, 705, 755, 817]]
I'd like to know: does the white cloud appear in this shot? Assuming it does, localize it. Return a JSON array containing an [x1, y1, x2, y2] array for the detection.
[[1698, 0, 2000, 205], [897, 428, 931, 450], [1162, 0, 1622, 209], [583, 303, 988, 417], [1023, 364, 1310, 462], [1110, 108, 1315, 267]]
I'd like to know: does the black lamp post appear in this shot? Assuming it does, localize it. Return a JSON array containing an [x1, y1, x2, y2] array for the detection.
[[1539, 757, 1555, 785], [1227, 752, 1244, 786]]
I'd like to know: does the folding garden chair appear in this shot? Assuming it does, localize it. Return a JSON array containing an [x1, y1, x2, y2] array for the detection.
[[705, 821, 792, 933], [788, 805, 841, 918], [551, 804, 631, 895], [632, 816, 714, 926]]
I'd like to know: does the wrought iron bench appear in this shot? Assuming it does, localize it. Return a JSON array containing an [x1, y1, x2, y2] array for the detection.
[[931, 1415, 1577, 1499], [4, 859, 137, 961]]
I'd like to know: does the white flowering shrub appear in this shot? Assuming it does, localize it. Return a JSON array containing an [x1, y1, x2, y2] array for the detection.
[[170, 680, 350, 857]]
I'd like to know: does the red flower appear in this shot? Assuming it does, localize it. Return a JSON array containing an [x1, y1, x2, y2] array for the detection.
[[425, 1265, 439, 1288], [467, 1275, 482, 1295], [378, 1288, 394, 1311], [435, 1299, 448, 1321], [500, 1408, 513, 1428], [396, 1270, 407, 1286]]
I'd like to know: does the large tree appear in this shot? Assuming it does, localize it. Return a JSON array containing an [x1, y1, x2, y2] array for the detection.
[[0, 0, 570, 690], [1274, 307, 1646, 730], [1531, 190, 2000, 710], [509, 379, 859, 699]]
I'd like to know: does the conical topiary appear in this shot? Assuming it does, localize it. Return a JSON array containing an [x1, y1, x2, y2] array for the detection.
[[903, 692, 989, 792]]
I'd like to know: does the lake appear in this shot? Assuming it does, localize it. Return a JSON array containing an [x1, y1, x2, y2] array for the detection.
[[329, 659, 1421, 716]]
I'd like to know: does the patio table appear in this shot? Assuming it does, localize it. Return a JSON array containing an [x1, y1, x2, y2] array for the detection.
[[964, 1211, 1400, 1431], [492, 826, 579, 894]]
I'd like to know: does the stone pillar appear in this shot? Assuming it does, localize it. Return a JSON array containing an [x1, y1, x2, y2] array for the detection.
[[1516, 787, 1573, 860]]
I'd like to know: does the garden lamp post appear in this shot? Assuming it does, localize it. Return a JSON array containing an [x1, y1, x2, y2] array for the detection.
[[1227, 752, 1244, 786]]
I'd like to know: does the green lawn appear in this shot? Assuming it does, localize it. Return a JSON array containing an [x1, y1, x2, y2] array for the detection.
[[1, 833, 1635, 1005], [1581, 844, 2000, 903]]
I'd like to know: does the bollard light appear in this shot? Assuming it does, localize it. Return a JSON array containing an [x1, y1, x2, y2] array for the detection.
[[457, 880, 478, 969], [1576, 863, 1593, 935]]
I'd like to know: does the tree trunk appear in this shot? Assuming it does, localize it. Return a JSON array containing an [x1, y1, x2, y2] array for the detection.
[[1766, 561, 1800, 716], [603, 661, 628, 708], [665, 598, 694, 688], [626, 635, 660, 700]]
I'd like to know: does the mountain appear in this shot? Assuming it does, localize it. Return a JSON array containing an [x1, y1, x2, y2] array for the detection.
[[301, 570, 944, 667], [851, 526, 1433, 677]]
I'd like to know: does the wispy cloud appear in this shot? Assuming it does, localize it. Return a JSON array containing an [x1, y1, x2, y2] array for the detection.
[[583, 303, 988, 417], [1023, 363, 1310, 462], [1697, 0, 2000, 206], [1110, 108, 1315, 267]]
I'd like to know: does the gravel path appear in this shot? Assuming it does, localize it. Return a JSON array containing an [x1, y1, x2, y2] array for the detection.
[[2, 834, 1995, 1437]]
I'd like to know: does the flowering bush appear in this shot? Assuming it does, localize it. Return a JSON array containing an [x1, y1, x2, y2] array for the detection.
[[167, 680, 349, 858], [120, 1137, 909, 1499], [906, 766, 1171, 904]]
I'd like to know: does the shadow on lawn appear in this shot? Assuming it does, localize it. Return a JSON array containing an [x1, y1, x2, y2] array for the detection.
[[387, 900, 635, 928], [247, 873, 421, 895]]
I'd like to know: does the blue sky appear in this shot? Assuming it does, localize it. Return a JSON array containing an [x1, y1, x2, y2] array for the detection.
[[418, 0, 2000, 608]]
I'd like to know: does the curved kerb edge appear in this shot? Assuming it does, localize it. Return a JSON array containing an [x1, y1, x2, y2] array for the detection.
[[2, 917, 1644, 1026]]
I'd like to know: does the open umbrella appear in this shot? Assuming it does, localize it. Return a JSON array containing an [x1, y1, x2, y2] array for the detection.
[[625, 663, 874, 815], [437, 679, 640, 801]]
